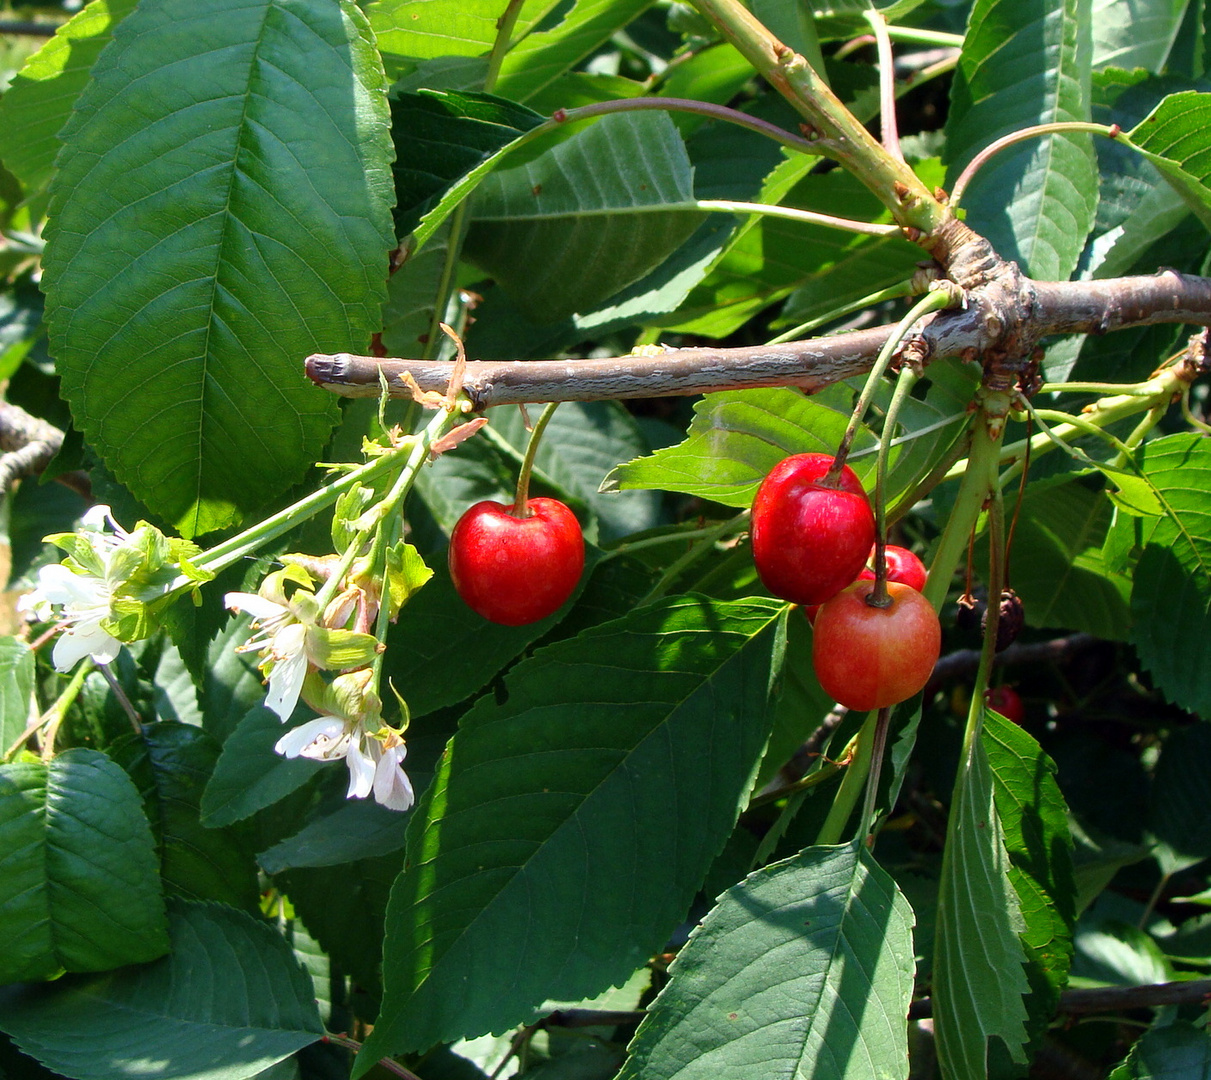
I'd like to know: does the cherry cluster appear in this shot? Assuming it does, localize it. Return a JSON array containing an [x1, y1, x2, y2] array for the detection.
[[751, 453, 941, 712]]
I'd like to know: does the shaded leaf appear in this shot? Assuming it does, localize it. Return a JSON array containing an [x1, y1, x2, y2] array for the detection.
[[0, 748, 168, 983], [258, 795, 412, 874], [201, 708, 325, 828], [1148, 722, 1211, 873], [464, 111, 702, 321], [945, 0, 1098, 280], [1126, 434, 1211, 715], [42, 0, 396, 536], [618, 842, 915, 1080], [0, 899, 324, 1080], [357, 596, 785, 1064], [1092, 0, 1190, 73], [932, 732, 1031, 1077], [108, 721, 260, 910], [1109, 1022, 1211, 1080]]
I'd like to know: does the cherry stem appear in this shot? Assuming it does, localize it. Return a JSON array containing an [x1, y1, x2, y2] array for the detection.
[[815, 711, 876, 846], [323, 1033, 423, 1080], [826, 287, 954, 486], [869, 364, 919, 607], [513, 401, 562, 517], [859, 705, 894, 839], [864, 8, 901, 162]]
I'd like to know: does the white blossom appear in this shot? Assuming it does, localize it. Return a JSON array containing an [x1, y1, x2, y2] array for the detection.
[[225, 590, 310, 720], [275, 716, 414, 812]]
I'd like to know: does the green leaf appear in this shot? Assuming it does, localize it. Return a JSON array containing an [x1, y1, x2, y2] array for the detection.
[[368, 0, 510, 60], [0, 0, 138, 192], [0, 748, 168, 982], [41, 0, 396, 536], [1109, 1022, 1211, 1080], [1148, 722, 1211, 873], [201, 708, 325, 827], [0, 637, 35, 754], [932, 731, 1031, 1078], [108, 722, 260, 910], [463, 111, 702, 322], [607, 386, 876, 508], [494, 0, 656, 102], [1126, 434, 1211, 715], [1092, 0, 1190, 74], [258, 796, 411, 874], [0, 899, 324, 1080], [976, 479, 1131, 639], [390, 90, 546, 239], [618, 842, 914, 1080], [983, 710, 1077, 1065], [357, 596, 785, 1064], [1127, 91, 1211, 231], [945, 0, 1098, 280]]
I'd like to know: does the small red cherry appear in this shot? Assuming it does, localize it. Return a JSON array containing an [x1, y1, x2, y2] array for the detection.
[[985, 685, 1026, 725], [751, 453, 875, 606], [872, 544, 928, 592], [449, 498, 584, 626]]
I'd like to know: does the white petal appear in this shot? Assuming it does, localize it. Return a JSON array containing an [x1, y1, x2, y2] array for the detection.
[[275, 717, 350, 759], [80, 504, 113, 531], [37, 563, 105, 608], [373, 747, 415, 812], [345, 735, 376, 800], [264, 642, 308, 721], [225, 592, 287, 621], [52, 620, 120, 672]]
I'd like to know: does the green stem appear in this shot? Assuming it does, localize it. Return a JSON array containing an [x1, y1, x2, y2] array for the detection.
[[884, 25, 964, 47], [4, 659, 92, 761], [423, 201, 470, 362], [764, 278, 924, 345], [695, 199, 901, 236], [950, 122, 1120, 208], [815, 710, 875, 845], [601, 513, 748, 560], [828, 287, 955, 483], [639, 515, 748, 605], [748, 757, 847, 808], [864, 8, 900, 161], [483, 0, 525, 92], [514, 401, 562, 515], [871, 366, 920, 603], [922, 391, 1010, 613], [858, 706, 894, 837]]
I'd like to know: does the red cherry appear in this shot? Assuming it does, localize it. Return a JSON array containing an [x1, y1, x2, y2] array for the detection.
[[985, 685, 1025, 725], [812, 580, 942, 711], [751, 453, 875, 606], [872, 545, 928, 592], [805, 567, 874, 625], [448, 498, 584, 626]]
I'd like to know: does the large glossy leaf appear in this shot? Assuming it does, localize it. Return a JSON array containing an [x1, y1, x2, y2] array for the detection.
[[1109, 1022, 1211, 1079], [356, 596, 786, 1066], [41, 0, 396, 536], [607, 385, 876, 508], [108, 722, 260, 910], [984, 710, 1076, 1069], [0, 637, 35, 753], [463, 111, 702, 321], [619, 843, 914, 1080], [1127, 91, 1211, 231], [0, 748, 168, 983], [1126, 434, 1211, 715], [1092, 0, 1189, 72], [0, 899, 324, 1080], [945, 0, 1098, 280], [0, 0, 138, 192], [932, 731, 1031, 1078]]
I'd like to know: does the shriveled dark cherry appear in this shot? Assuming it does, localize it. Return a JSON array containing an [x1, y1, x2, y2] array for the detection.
[[751, 453, 875, 607], [449, 497, 584, 626]]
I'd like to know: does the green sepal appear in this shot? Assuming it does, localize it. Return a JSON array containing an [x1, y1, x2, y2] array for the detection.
[[383, 542, 432, 620], [305, 626, 382, 672]]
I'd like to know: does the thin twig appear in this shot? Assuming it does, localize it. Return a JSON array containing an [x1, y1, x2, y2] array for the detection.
[[322, 1034, 424, 1080], [910, 978, 1211, 1020], [97, 663, 144, 734]]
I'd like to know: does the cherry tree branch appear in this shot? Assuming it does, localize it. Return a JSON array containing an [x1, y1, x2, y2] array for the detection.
[[307, 271, 1211, 408]]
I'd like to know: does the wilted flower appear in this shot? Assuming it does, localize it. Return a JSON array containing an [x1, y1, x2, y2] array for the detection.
[[225, 566, 380, 721], [273, 670, 415, 812]]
